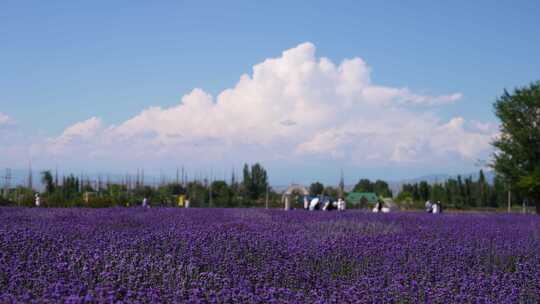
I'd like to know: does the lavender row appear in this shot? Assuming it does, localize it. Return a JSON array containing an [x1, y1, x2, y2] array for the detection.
[[0, 208, 538, 303]]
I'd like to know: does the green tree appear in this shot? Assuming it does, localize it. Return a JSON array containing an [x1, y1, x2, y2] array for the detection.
[[309, 182, 324, 196], [430, 183, 446, 204], [242, 163, 268, 200], [373, 180, 392, 197], [464, 176, 474, 207], [210, 180, 232, 207], [492, 82, 540, 214], [490, 175, 507, 208], [323, 186, 339, 198], [242, 164, 251, 198], [401, 183, 420, 201], [167, 183, 185, 196], [186, 181, 207, 207], [477, 170, 489, 207], [353, 179, 373, 192], [446, 178, 464, 209], [419, 181, 430, 202], [41, 171, 55, 194], [250, 163, 268, 200]]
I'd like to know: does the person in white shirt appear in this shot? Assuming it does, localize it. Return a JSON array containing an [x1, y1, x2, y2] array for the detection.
[[142, 197, 149, 208], [373, 201, 391, 213], [304, 197, 309, 210], [432, 201, 439, 214], [373, 201, 383, 213], [322, 201, 329, 211], [425, 200, 433, 213], [35, 194, 40, 207], [309, 197, 320, 211], [338, 197, 346, 211]]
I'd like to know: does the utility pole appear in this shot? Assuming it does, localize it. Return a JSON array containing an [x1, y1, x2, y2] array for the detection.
[[54, 166, 59, 188], [507, 187, 512, 213], [208, 170, 213, 208], [339, 169, 345, 199], [2, 168, 12, 199], [181, 166, 185, 187], [265, 185, 269, 209], [97, 174, 102, 194], [28, 161, 33, 191], [136, 168, 140, 189]]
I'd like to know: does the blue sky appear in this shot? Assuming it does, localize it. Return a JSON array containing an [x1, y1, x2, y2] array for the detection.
[[1, 1, 539, 184]]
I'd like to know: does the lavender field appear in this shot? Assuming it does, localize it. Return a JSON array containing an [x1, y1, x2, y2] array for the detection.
[[1, 208, 539, 303]]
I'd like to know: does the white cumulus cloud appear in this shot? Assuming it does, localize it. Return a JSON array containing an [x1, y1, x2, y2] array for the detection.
[[40, 42, 496, 170], [0, 112, 13, 126], [43, 117, 103, 155]]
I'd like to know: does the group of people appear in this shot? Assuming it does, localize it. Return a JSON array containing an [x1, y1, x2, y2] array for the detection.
[[142, 197, 191, 208], [372, 201, 390, 213], [304, 196, 346, 211], [33, 192, 440, 214], [425, 200, 443, 214]]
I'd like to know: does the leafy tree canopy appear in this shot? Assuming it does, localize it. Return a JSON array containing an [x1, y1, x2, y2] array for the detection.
[[492, 82, 540, 213]]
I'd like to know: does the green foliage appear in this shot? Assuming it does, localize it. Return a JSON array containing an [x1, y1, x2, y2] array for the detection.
[[41, 171, 55, 194], [395, 191, 424, 209], [492, 82, 540, 214], [323, 186, 339, 198], [210, 180, 233, 207], [397, 170, 510, 210], [353, 179, 392, 197], [353, 179, 373, 192], [373, 180, 392, 197], [309, 182, 324, 196], [242, 163, 268, 200], [419, 181, 430, 202], [517, 168, 540, 202]]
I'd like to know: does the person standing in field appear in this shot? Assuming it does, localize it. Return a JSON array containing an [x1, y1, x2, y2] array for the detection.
[[434, 201, 443, 213], [373, 200, 390, 213], [142, 197, 148, 208], [309, 197, 320, 211], [425, 200, 433, 213], [35, 194, 40, 207], [432, 201, 440, 214], [337, 198, 346, 211]]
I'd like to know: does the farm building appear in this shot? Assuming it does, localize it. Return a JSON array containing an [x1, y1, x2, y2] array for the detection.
[[346, 192, 379, 208]]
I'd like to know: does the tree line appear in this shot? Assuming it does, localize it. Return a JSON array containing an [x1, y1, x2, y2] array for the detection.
[[0, 166, 531, 211], [0, 163, 280, 208], [395, 170, 519, 210]]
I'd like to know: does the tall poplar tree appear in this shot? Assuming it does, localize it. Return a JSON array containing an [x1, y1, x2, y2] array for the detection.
[[492, 82, 540, 214]]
